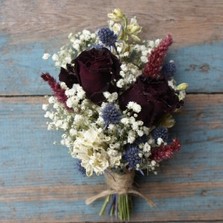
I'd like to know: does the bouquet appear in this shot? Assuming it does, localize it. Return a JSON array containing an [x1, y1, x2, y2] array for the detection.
[[41, 9, 188, 221]]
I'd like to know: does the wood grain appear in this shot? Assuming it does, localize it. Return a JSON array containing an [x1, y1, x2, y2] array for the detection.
[[1, 0, 223, 222], [0, 95, 223, 222], [1, 1, 223, 95], [1, 36, 223, 95], [1, 0, 223, 46]]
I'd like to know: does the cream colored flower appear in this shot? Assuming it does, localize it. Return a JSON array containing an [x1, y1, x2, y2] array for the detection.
[[109, 22, 122, 35], [176, 83, 188, 91], [81, 151, 109, 176], [128, 17, 141, 32], [70, 126, 110, 176], [127, 17, 142, 41], [108, 8, 125, 22], [107, 149, 122, 167]]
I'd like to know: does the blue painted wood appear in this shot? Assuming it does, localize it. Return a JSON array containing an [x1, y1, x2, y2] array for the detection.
[[169, 42, 223, 93], [0, 35, 58, 96], [0, 96, 223, 222], [1, 0, 223, 222], [1, 34, 223, 95]]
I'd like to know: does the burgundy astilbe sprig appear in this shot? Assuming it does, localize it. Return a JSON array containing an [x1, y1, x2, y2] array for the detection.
[[41, 73, 71, 110], [150, 138, 181, 162], [143, 34, 173, 79]]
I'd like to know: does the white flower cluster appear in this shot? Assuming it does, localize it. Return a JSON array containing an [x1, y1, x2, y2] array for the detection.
[[127, 102, 141, 113], [116, 63, 141, 89], [103, 92, 118, 103], [114, 39, 161, 89], [42, 84, 161, 176], [69, 30, 97, 53], [71, 126, 110, 176], [133, 39, 161, 64], [43, 95, 72, 131], [44, 30, 97, 68]]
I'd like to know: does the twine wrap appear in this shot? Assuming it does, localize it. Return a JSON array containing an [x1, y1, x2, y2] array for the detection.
[[85, 170, 155, 207]]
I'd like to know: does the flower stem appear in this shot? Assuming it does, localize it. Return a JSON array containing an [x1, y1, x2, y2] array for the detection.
[[99, 195, 110, 216], [122, 195, 126, 220], [118, 195, 122, 220], [99, 194, 131, 221], [126, 194, 130, 220], [110, 205, 114, 216]]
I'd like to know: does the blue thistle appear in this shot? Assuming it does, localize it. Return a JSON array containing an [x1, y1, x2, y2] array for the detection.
[[101, 103, 121, 127], [123, 145, 141, 169], [76, 160, 86, 176], [162, 60, 176, 78], [134, 135, 148, 145], [98, 28, 117, 47], [152, 126, 168, 142]]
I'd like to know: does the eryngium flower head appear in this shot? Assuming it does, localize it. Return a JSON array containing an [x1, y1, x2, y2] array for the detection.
[[123, 145, 141, 169], [162, 60, 176, 79], [102, 103, 121, 127], [98, 28, 117, 47], [152, 127, 168, 142], [134, 135, 148, 145]]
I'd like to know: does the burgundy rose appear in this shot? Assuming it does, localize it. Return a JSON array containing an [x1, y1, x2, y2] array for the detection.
[[74, 47, 120, 104], [119, 75, 183, 127], [59, 64, 78, 88]]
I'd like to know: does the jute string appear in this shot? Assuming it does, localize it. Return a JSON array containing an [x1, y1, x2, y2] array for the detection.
[[85, 171, 155, 207]]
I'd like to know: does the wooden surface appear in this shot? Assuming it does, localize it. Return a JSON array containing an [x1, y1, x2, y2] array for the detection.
[[1, 0, 223, 222]]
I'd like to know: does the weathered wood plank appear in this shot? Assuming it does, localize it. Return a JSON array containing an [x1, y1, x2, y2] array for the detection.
[[1, 0, 223, 95], [1, 0, 223, 222], [0, 95, 223, 222], [1, 0, 223, 46], [1, 40, 223, 95]]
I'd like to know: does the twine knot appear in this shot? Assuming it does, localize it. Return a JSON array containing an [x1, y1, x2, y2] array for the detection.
[[86, 170, 155, 207], [105, 170, 134, 194]]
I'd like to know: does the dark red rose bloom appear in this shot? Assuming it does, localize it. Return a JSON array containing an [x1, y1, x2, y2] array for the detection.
[[59, 64, 78, 88], [119, 75, 183, 127], [74, 47, 121, 104]]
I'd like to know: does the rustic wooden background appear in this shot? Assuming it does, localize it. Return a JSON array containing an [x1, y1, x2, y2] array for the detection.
[[1, 0, 223, 222]]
